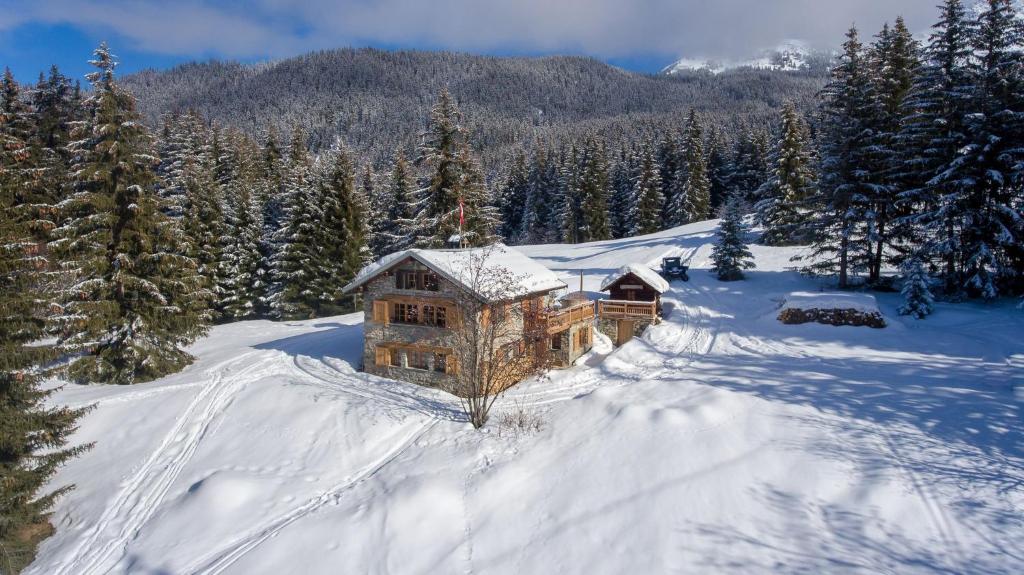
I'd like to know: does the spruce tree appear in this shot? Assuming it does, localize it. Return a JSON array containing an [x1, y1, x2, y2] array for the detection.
[[1, 67, 90, 572], [930, 0, 1024, 298], [498, 150, 529, 243], [269, 128, 320, 319], [557, 144, 583, 243], [51, 43, 211, 384], [711, 198, 756, 281], [803, 27, 877, 288], [255, 127, 285, 314], [897, 0, 973, 295], [577, 137, 611, 242], [219, 134, 263, 321], [608, 144, 635, 238], [680, 111, 712, 223], [630, 143, 663, 235], [899, 258, 935, 319], [520, 144, 561, 244], [376, 151, 417, 255], [755, 102, 816, 246], [313, 144, 369, 314], [412, 89, 498, 248]]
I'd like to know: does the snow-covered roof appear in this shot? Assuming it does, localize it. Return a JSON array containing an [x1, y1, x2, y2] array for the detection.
[[781, 292, 880, 314], [342, 244, 567, 302], [599, 264, 670, 294]]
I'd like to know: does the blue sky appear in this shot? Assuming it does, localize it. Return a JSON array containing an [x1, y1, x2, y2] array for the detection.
[[1, 0, 938, 83]]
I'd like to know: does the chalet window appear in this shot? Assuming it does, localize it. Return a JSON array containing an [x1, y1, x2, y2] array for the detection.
[[433, 353, 448, 373], [393, 302, 418, 324], [396, 270, 440, 291], [422, 305, 448, 328], [407, 349, 431, 370], [389, 349, 402, 367], [550, 333, 563, 350], [579, 327, 590, 346]]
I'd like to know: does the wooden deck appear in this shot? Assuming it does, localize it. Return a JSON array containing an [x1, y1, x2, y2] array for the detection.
[[597, 299, 657, 320], [543, 301, 595, 334]]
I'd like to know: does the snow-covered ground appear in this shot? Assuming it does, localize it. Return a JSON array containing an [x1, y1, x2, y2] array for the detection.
[[31, 221, 1024, 574]]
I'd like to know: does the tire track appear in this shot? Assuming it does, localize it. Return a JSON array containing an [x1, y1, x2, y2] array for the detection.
[[49, 351, 270, 575], [184, 420, 439, 575]]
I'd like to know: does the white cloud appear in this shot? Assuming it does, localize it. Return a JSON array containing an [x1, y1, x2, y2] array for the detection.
[[5, 0, 944, 62]]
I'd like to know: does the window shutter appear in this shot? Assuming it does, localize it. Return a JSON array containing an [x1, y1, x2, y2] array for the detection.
[[375, 347, 390, 366], [481, 306, 491, 327], [373, 300, 389, 324], [446, 355, 458, 375]]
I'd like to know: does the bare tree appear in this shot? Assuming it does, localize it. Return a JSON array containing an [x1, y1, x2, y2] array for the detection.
[[444, 246, 550, 428]]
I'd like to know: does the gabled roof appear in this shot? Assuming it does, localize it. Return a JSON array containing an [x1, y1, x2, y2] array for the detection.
[[599, 264, 670, 294], [342, 244, 567, 302]]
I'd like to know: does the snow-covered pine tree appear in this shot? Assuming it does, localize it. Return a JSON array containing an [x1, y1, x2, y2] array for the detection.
[[896, 0, 973, 295], [577, 136, 611, 242], [729, 130, 771, 207], [268, 127, 320, 319], [706, 126, 732, 211], [865, 17, 920, 283], [898, 258, 935, 318], [630, 142, 663, 235], [311, 143, 368, 313], [357, 164, 378, 260], [28, 66, 78, 210], [802, 27, 877, 288], [375, 150, 417, 256], [51, 43, 211, 384], [498, 150, 529, 244], [557, 144, 583, 243], [929, 0, 1024, 298], [755, 102, 816, 246], [1, 70, 90, 567], [219, 133, 264, 321], [680, 111, 712, 223], [411, 89, 498, 248], [255, 127, 285, 314], [608, 143, 635, 238], [656, 131, 680, 224], [711, 197, 756, 281], [520, 143, 561, 244]]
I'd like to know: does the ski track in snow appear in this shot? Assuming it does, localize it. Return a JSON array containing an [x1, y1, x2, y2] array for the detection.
[[50, 350, 271, 575], [184, 420, 439, 575]]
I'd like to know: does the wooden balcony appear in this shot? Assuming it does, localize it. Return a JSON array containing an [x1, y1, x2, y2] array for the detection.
[[543, 301, 595, 334], [597, 299, 657, 321]]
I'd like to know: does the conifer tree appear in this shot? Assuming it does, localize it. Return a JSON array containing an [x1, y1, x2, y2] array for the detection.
[[255, 128, 285, 314], [376, 151, 417, 255], [357, 164, 378, 259], [608, 144, 635, 238], [412, 89, 497, 248], [755, 102, 816, 245], [706, 126, 732, 211], [680, 111, 712, 223], [51, 44, 210, 383], [269, 128, 320, 319], [0, 68, 91, 572], [219, 134, 263, 321], [630, 143, 663, 235], [498, 150, 529, 243], [865, 17, 920, 283], [310, 145, 368, 314], [930, 0, 1024, 298], [899, 258, 935, 319], [577, 137, 611, 242], [711, 198, 755, 281], [521, 144, 561, 244], [558, 144, 583, 243], [897, 0, 973, 295], [803, 28, 877, 288]]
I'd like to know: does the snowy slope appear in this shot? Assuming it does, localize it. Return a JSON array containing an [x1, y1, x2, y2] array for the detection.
[[30, 221, 1024, 574]]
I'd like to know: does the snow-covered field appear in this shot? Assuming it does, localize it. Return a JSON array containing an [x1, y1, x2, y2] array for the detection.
[[31, 221, 1024, 574]]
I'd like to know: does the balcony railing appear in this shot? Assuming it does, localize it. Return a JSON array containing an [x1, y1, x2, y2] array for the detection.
[[543, 301, 595, 334], [597, 299, 657, 320]]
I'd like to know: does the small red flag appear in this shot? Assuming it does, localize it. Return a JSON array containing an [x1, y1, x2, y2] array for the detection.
[[458, 198, 465, 226]]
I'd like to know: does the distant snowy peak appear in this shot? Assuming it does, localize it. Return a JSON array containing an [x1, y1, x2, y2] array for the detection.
[[663, 40, 827, 75]]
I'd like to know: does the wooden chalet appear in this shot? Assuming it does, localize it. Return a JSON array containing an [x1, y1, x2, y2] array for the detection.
[[597, 264, 669, 346], [342, 245, 596, 393]]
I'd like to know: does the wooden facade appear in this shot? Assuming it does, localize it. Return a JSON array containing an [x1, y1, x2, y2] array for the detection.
[[598, 271, 664, 346], [346, 253, 595, 393]]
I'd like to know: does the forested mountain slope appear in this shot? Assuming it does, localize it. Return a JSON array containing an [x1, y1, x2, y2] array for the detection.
[[123, 48, 826, 163]]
